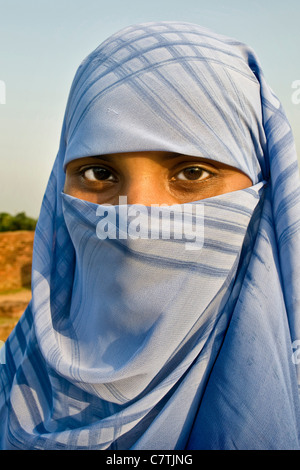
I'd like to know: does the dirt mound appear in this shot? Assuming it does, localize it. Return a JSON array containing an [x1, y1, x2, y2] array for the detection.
[[0, 289, 31, 341], [0, 231, 34, 341], [0, 231, 34, 292]]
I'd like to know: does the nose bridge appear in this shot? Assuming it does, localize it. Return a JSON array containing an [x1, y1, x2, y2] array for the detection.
[[116, 152, 176, 206], [123, 174, 161, 206]]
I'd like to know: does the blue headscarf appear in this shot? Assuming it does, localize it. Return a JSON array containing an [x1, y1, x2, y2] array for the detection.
[[1, 21, 300, 450]]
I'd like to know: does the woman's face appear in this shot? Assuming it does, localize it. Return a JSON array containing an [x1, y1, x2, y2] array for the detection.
[[64, 151, 253, 205]]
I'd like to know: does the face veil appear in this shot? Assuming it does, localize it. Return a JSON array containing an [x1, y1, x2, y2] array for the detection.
[[1, 21, 300, 450]]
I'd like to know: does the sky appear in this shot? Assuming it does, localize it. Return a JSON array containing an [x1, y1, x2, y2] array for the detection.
[[0, 0, 300, 217]]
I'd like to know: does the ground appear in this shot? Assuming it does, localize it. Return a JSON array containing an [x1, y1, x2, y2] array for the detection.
[[0, 231, 34, 342], [0, 289, 31, 341]]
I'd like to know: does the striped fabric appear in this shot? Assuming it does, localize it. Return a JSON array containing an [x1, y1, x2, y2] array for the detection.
[[1, 21, 300, 449]]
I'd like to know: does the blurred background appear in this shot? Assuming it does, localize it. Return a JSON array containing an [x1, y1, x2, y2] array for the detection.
[[0, 0, 300, 218]]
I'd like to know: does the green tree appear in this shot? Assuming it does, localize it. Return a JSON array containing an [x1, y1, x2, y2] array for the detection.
[[0, 212, 37, 232]]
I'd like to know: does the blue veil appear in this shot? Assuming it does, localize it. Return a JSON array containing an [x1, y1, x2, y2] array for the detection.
[[1, 21, 300, 450]]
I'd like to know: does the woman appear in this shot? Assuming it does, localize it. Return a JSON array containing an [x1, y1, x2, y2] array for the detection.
[[0, 21, 300, 450]]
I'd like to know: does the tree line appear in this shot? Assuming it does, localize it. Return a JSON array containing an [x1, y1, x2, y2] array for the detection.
[[0, 212, 37, 232]]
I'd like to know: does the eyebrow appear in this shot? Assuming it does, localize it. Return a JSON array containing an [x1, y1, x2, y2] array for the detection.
[[89, 152, 205, 162]]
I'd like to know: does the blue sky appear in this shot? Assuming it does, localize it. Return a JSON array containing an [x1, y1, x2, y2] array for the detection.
[[1, 0, 300, 217]]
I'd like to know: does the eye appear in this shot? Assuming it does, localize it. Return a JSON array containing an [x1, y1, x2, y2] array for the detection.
[[175, 166, 211, 181], [81, 166, 116, 182]]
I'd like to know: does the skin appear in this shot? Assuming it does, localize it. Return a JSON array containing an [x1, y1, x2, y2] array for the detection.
[[64, 151, 252, 206]]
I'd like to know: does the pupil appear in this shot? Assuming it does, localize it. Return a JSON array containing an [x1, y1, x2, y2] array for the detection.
[[94, 168, 111, 180], [184, 168, 202, 180]]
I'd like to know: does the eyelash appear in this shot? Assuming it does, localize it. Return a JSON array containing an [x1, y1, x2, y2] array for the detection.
[[78, 164, 215, 183], [79, 166, 117, 182], [174, 166, 212, 182]]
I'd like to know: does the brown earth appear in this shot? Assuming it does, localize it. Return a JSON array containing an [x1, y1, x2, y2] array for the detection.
[[0, 231, 34, 341], [0, 289, 31, 341]]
